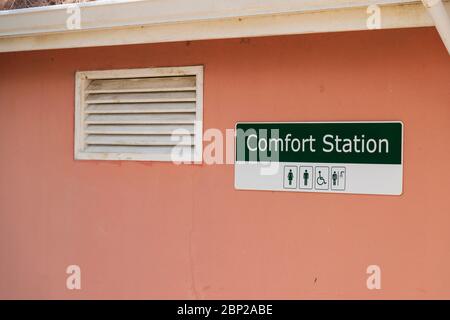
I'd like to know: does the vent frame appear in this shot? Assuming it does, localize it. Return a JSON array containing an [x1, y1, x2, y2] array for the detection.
[[74, 66, 203, 162]]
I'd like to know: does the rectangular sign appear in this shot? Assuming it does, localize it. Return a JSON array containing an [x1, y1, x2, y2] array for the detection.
[[234, 121, 403, 195]]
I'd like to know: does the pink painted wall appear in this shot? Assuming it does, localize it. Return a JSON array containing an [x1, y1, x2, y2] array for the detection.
[[0, 28, 449, 299]]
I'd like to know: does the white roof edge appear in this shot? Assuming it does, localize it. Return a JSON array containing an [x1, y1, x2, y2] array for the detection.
[[0, 0, 418, 37], [0, 0, 445, 53]]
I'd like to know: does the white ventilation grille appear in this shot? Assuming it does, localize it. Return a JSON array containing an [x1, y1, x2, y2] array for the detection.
[[75, 66, 203, 162]]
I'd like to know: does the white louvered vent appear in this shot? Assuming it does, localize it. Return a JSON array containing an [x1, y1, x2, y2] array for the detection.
[[75, 66, 203, 162]]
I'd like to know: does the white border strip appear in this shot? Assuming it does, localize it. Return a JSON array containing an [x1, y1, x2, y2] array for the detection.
[[0, 1, 444, 53], [0, 0, 417, 37]]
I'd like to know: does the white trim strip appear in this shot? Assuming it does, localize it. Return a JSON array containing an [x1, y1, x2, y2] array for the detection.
[[0, 2, 442, 53], [0, 0, 417, 37]]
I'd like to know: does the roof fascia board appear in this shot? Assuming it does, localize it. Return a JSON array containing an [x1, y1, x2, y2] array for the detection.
[[0, 2, 439, 53], [0, 0, 417, 37]]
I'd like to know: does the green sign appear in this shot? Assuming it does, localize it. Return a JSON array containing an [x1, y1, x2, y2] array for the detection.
[[236, 122, 402, 165]]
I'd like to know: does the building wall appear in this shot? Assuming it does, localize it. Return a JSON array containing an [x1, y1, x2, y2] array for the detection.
[[0, 27, 449, 299]]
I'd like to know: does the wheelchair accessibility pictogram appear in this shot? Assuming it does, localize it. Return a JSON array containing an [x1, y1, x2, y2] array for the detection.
[[316, 170, 327, 186], [314, 166, 329, 190]]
